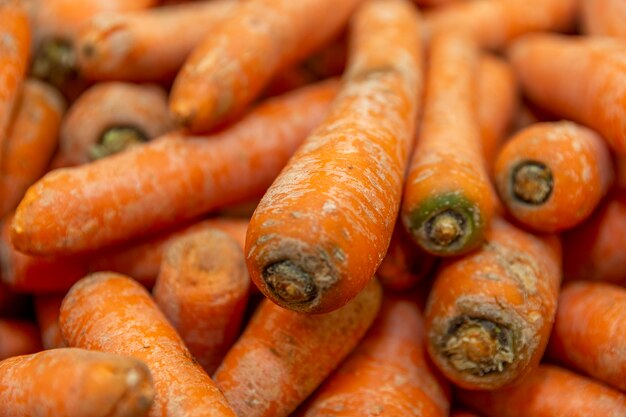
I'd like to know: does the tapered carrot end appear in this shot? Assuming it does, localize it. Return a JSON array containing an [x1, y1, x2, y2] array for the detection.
[[263, 260, 317, 306], [93, 360, 155, 417], [31, 38, 77, 90], [89, 126, 148, 160], [510, 161, 553, 205]]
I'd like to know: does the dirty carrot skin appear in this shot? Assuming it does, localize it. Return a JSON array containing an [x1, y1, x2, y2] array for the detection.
[[495, 122, 614, 232], [581, 0, 626, 38], [425, 217, 561, 390], [298, 296, 450, 417], [60, 273, 237, 417], [77, 0, 237, 82], [0, 79, 65, 217], [214, 279, 382, 417], [0, 319, 42, 360], [170, 0, 360, 132], [11, 80, 338, 256], [548, 281, 626, 391], [402, 32, 494, 257], [34, 295, 66, 349], [457, 365, 626, 417], [0, 348, 155, 417], [246, 0, 422, 313]]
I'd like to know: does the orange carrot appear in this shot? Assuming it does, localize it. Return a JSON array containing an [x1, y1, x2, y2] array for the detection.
[[214, 279, 382, 417], [34, 295, 66, 349], [297, 296, 450, 417], [509, 34, 626, 156], [153, 229, 249, 374], [11, 80, 338, 256], [425, 217, 561, 390], [0, 319, 42, 360], [548, 281, 626, 391], [457, 365, 626, 416], [581, 0, 626, 38], [0, 348, 155, 417], [170, 0, 361, 132], [495, 121, 614, 232], [60, 272, 237, 417], [246, 0, 423, 313], [77, 1, 237, 82]]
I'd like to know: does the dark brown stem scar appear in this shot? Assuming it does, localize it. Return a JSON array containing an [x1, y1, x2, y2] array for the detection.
[[263, 260, 317, 305], [426, 210, 465, 248], [442, 316, 514, 376], [31, 38, 77, 88], [89, 126, 149, 160], [511, 161, 553, 205]]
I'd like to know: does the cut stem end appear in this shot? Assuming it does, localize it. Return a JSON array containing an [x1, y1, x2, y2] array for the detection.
[[89, 126, 148, 160], [263, 260, 317, 306], [511, 161, 553, 205], [31, 38, 77, 88], [426, 210, 466, 248]]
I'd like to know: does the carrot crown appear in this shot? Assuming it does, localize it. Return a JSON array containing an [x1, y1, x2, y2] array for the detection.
[[509, 160, 553, 205], [31, 38, 77, 90]]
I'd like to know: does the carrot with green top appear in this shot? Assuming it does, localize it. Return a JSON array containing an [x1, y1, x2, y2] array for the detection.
[[425, 217, 561, 390], [11, 80, 338, 256], [214, 279, 382, 417], [0, 348, 155, 417], [170, 0, 361, 132], [34, 295, 66, 349], [582, 0, 626, 38], [60, 272, 237, 417], [0, 319, 42, 360], [246, 0, 422, 313]]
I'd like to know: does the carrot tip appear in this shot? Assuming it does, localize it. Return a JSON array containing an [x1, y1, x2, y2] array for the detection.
[[89, 126, 149, 160], [31, 38, 77, 89], [263, 260, 317, 306], [426, 210, 465, 248], [510, 161, 553, 205]]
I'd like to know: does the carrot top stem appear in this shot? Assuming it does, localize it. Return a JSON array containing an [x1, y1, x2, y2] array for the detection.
[[511, 161, 553, 205], [31, 38, 76, 88], [263, 260, 317, 305], [89, 126, 149, 160]]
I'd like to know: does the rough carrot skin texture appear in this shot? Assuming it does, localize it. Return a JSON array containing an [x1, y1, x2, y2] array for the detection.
[[214, 279, 382, 417], [170, 0, 361, 132], [510, 34, 626, 156], [424, 0, 577, 50], [0, 319, 42, 361], [0, 348, 155, 417], [11, 80, 338, 256], [77, 0, 237, 82], [0, 79, 65, 217], [425, 217, 562, 390], [402, 31, 494, 257], [582, 0, 626, 38], [298, 297, 450, 417], [495, 121, 614, 232], [548, 281, 626, 391], [59, 273, 237, 417], [34, 295, 66, 349], [153, 229, 250, 374], [246, 0, 422, 313], [457, 365, 626, 417]]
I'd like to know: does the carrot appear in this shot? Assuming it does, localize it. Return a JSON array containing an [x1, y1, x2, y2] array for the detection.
[[424, 0, 577, 50], [296, 296, 450, 417], [34, 295, 66, 349], [0, 348, 155, 417], [510, 34, 626, 156], [424, 217, 561, 390], [401, 31, 494, 257], [457, 365, 626, 416], [59, 272, 237, 417], [170, 0, 361, 132], [494, 121, 614, 232], [0, 319, 42, 360], [153, 229, 249, 374], [58, 82, 173, 165], [0, 79, 65, 217], [581, 0, 626, 38], [214, 279, 382, 417], [11, 79, 338, 256], [246, 0, 422, 313]]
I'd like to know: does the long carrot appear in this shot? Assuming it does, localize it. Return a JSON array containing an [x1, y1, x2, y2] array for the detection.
[[297, 296, 450, 417], [214, 279, 382, 417], [457, 365, 626, 416], [425, 217, 561, 390], [581, 0, 626, 38], [170, 0, 361, 132], [246, 0, 422, 313], [34, 295, 66, 349], [11, 80, 338, 256], [59, 272, 237, 417], [0, 319, 42, 360], [509, 34, 626, 156], [0, 348, 155, 417]]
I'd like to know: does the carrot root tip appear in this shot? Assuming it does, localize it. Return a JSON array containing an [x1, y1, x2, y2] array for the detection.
[[89, 126, 149, 160], [263, 260, 317, 305], [511, 161, 553, 205], [31, 38, 77, 89]]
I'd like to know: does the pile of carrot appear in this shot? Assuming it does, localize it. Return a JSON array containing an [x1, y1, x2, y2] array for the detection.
[[1, 0, 625, 416]]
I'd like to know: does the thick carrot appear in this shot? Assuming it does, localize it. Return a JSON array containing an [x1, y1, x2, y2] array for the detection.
[[0, 319, 42, 360], [153, 229, 249, 374], [509, 34, 626, 156], [77, 1, 237, 82], [214, 279, 382, 417], [11, 80, 338, 256], [0, 79, 65, 217], [425, 217, 561, 390], [0, 348, 155, 417], [246, 0, 422, 313], [495, 121, 614, 232], [581, 0, 626, 38], [548, 281, 626, 391], [457, 365, 626, 416], [59, 272, 237, 417], [58, 82, 173, 165], [34, 295, 66, 349], [170, 0, 361, 132], [402, 31, 494, 256], [424, 0, 577, 50], [297, 296, 450, 417]]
